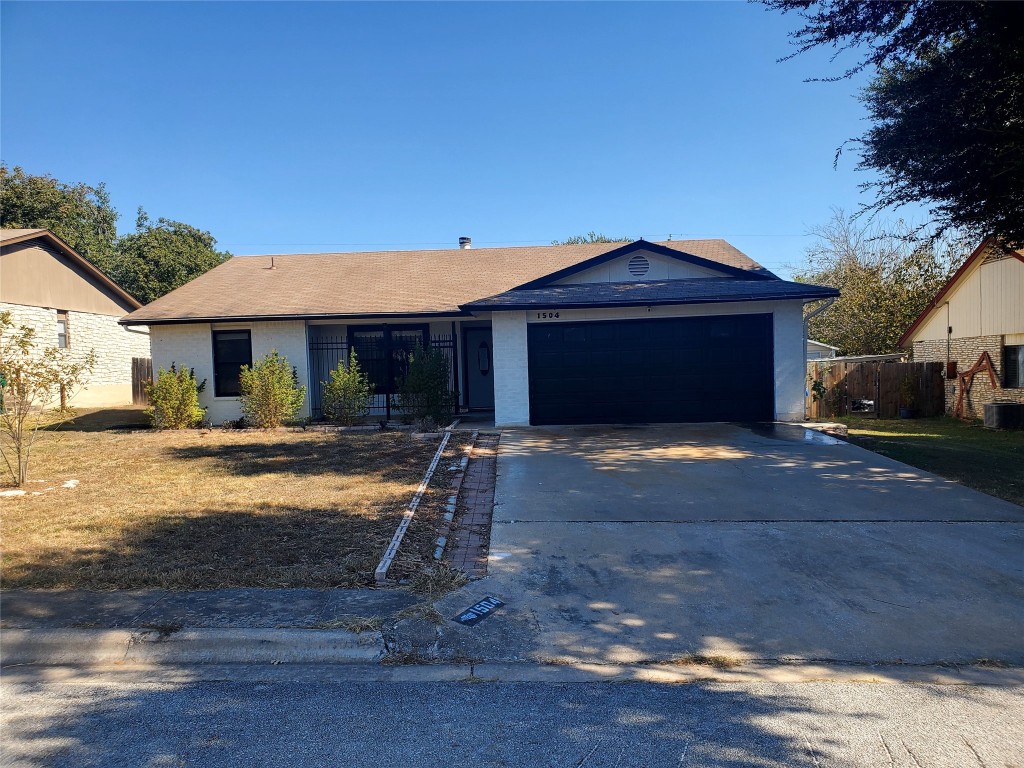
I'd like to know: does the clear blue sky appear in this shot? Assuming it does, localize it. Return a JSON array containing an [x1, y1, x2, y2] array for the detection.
[[1, 1, 908, 277]]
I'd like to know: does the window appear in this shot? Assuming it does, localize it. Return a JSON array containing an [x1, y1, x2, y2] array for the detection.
[[212, 330, 252, 396], [349, 326, 428, 394], [1005, 346, 1024, 389], [56, 311, 69, 349]]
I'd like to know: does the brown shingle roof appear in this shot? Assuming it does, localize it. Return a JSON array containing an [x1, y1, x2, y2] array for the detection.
[[122, 239, 770, 324], [0, 228, 47, 243]]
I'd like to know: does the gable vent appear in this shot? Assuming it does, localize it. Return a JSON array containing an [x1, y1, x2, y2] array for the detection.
[[627, 254, 650, 277]]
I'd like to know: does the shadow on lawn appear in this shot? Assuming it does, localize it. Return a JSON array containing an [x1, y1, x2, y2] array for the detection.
[[166, 431, 439, 478], [3, 502, 437, 590]]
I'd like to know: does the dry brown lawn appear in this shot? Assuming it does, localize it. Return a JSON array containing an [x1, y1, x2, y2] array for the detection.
[[1, 424, 471, 590]]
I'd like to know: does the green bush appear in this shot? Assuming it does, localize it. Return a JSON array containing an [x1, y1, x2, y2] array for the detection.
[[397, 345, 455, 429], [322, 349, 374, 425], [146, 364, 206, 429], [239, 350, 306, 428]]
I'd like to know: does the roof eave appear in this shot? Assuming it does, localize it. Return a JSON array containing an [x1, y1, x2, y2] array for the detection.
[[120, 309, 473, 327], [462, 289, 838, 313]]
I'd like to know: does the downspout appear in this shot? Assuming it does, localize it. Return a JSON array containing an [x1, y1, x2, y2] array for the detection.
[[803, 297, 836, 356]]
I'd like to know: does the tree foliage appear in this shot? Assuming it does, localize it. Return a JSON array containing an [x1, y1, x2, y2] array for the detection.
[[0, 312, 96, 486], [0, 164, 119, 273], [764, 1, 1024, 247], [553, 232, 633, 245], [0, 166, 231, 304], [795, 211, 969, 356], [111, 209, 231, 305]]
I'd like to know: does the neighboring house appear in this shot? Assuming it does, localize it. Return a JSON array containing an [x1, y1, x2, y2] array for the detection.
[[121, 237, 837, 427], [899, 238, 1024, 418], [806, 339, 840, 361], [0, 229, 151, 407]]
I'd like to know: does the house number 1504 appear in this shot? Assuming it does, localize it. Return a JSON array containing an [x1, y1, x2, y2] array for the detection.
[[536, 312, 560, 319]]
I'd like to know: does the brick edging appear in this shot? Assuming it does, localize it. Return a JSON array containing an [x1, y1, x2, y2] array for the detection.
[[443, 432, 500, 579]]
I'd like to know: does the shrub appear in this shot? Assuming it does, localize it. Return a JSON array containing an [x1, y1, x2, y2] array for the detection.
[[397, 345, 455, 429], [322, 349, 374, 425], [239, 350, 306, 428], [146, 364, 206, 429]]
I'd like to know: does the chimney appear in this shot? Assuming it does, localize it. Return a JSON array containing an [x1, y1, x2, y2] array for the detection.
[[459, 236, 472, 249]]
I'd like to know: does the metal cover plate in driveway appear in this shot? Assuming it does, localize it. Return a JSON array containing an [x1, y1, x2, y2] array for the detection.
[[453, 596, 505, 626]]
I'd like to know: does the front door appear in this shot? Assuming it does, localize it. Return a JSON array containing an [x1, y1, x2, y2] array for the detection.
[[465, 328, 495, 409]]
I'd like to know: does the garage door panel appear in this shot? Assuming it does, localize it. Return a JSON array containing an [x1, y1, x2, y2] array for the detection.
[[527, 314, 774, 425]]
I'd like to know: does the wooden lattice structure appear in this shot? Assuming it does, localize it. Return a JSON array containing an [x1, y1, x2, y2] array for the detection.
[[954, 351, 1000, 419]]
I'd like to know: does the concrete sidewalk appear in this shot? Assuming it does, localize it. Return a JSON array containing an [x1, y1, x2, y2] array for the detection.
[[1, 588, 421, 666]]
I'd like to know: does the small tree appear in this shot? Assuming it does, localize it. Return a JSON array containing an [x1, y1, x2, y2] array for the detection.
[[146, 364, 206, 429], [322, 349, 374, 425], [397, 345, 455, 429], [239, 350, 306, 428], [0, 312, 95, 486]]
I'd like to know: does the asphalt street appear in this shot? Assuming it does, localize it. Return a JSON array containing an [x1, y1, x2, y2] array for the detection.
[[3, 671, 1022, 767]]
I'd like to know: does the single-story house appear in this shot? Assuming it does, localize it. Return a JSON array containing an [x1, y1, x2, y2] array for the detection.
[[1, 228, 151, 407], [806, 339, 840, 361], [120, 237, 837, 427], [899, 238, 1024, 418]]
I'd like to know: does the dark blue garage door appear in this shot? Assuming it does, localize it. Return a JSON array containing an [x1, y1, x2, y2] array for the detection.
[[527, 314, 774, 425]]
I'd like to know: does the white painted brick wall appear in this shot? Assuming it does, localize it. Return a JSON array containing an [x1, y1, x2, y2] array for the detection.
[[491, 311, 530, 426], [150, 320, 310, 424], [1, 301, 151, 406]]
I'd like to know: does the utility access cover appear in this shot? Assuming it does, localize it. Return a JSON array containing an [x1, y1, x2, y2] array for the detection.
[[453, 596, 505, 626]]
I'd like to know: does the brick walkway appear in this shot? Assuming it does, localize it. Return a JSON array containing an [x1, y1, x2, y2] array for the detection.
[[445, 432, 500, 579]]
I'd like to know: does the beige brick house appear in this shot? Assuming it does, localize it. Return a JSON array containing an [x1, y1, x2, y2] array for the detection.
[[899, 238, 1024, 419], [1, 229, 151, 407]]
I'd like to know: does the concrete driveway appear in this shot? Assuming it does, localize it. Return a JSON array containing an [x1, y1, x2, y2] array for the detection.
[[436, 423, 1024, 666]]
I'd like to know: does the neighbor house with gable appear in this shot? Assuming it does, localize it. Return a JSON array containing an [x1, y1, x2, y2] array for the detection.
[[120, 237, 837, 427], [1, 228, 151, 407], [899, 238, 1024, 419]]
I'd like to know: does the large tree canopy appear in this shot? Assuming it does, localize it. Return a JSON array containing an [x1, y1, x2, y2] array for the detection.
[[795, 210, 968, 356], [0, 166, 230, 304], [112, 209, 231, 305], [764, 1, 1024, 247], [0, 164, 119, 272]]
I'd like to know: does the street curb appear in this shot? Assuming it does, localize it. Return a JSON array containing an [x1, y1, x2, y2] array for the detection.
[[1, 628, 385, 666]]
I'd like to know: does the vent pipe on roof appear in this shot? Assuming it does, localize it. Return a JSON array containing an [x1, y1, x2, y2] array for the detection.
[[459, 236, 472, 249]]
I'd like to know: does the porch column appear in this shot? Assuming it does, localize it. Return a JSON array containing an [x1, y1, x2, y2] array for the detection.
[[491, 311, 530, 426]]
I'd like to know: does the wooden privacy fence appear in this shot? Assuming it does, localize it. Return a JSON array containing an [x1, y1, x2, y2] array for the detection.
[[806, 360, 944, 419], [131, 357, 153, 406]]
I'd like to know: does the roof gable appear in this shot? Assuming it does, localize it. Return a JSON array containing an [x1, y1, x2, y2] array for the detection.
[[0, 229, 141, 312], [514, 240, 775, 289], [898, 238, 1024, 347]]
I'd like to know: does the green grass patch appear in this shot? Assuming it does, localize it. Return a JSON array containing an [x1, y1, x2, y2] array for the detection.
[[838, 416, 1024, 507]]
